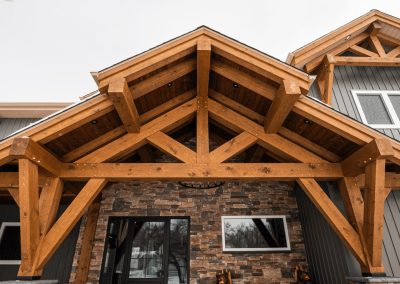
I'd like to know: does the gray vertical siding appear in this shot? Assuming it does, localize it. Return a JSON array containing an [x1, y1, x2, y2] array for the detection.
[[0, 118, 38, 140], [296, 183, 400, 282], [382, 191, 400, 277], [295, 182, 362, 284], [308, 66, 400, 140], [0, 204, 81, 283]]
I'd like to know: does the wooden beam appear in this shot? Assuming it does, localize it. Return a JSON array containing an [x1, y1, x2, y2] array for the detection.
[[330, 56, 400, 66], [0, 95, 114, 166], [98, 37, 198, 91], [211, 60, 276, 100], [264, 80, 301, 133], [369, 34, 386, 58], [363, 159, 386, 268], [209, 132, 258, 163], [197, 38, 211, 163], [59, 163, 343, 181], [348, 45, 379, 57], [338, 177, 364, 229], [316, 55, 335, 104], [146, 131, 197, 163], [18, 159, 40, 277], [38, 177, 63, 236], [208, 98, 326, 163], [209, 89, 341, 162], [304, 32, 371, 73], [29, 96, 114, 145], [74, 199, 100, 284], [34, 179, 107, 271], [387, 46, 400, 58], [10, 137, 63, 176], [139, 90, 196, 124], [131, 58, 196, 99], [108, 78, 140, 132], [297, 178, 367, 267], [8, 188, 19, 206], [368, 22, 383, 37], [0, 172, 45, 188], [77, 99, 197, 163], [209, 36, 310, 92], [338, 177, 380, 274], [342, 138, 394, 176], [61, 126, 126, 162], [353, 172, 400, 190]]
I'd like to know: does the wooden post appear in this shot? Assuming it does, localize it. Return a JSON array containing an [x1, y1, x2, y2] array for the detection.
[[196, 37, 211, 163], [363, 159, 386, 271], [18, 159, 40, 278]]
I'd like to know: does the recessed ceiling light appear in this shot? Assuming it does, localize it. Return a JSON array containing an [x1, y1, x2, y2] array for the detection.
[[304, 119, 311, 125], [167, 82, 173, 87], [91, 119, 98, 125], [233, 82, 239, 88]]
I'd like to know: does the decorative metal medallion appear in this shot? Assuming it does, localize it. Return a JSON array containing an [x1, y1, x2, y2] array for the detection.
[[178, 181, 225, 189]]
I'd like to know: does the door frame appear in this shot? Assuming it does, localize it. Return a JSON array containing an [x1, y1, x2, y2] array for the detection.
[[100, 216, 190, 284]]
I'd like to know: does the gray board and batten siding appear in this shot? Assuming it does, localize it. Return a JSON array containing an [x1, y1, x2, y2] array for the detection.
[[301, 66, 400, 281], [0, 118, 79, 283], [0, 204, 81, 283], [308, 66, 400, 139]]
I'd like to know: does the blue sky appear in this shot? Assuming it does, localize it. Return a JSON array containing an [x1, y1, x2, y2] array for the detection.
[[1, 0, 400, 102]]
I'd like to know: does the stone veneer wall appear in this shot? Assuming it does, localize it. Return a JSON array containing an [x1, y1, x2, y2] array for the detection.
[[69, 180, 307, 284]]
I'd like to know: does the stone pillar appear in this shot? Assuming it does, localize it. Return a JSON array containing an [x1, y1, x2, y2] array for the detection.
[[347, 277, 400, 284]]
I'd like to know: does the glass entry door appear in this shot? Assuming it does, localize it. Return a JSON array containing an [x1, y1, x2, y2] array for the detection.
[[128, 221, 166, 283], [100, 217, 189, 284]]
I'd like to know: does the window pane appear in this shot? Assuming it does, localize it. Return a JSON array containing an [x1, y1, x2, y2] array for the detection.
[[389, 95, 400, 119], [168, 219, 188, 284], [358, 94, 392, 124], [0, 225, 21, 260], [129, 221, 165, 279], [223, 217, 288, 250]]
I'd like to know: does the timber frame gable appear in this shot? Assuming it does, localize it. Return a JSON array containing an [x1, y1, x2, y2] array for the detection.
[[287, 10, 400, 104], [2, 26, 400, 279]]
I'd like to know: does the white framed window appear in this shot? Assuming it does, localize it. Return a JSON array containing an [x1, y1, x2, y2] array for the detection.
[[352, 90, 400, 129], [221, 215, 290, 252], [0, 222, 21, 265]]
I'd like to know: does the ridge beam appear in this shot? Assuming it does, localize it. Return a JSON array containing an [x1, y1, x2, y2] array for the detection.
[[108, 78, 140, 133], [342, 138, 394, 176], [264, 80, 301, 133]]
